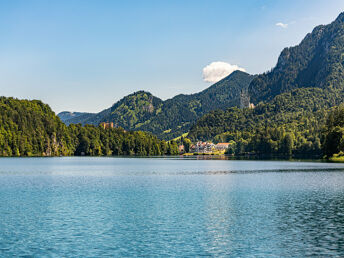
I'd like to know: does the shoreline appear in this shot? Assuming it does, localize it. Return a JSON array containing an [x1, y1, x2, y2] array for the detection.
[[0, 155, 332, 163]]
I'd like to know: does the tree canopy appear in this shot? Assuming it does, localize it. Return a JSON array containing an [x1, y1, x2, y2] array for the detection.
[[0, 97, 178, 156]]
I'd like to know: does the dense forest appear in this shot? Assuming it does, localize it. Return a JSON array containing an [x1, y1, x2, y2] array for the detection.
[[59, 71, 255, 139], [0, 97, 178, 156], [323, 106, 344, 158], [186, 12, 344, 159], [188, 88, 344, 158]]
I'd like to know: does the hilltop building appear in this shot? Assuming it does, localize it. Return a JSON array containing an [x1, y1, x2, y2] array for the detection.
[[100, 122, 114, 129], [240, 89, 255, 109]]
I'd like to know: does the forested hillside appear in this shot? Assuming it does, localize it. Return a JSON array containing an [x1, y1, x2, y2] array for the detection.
[[323, 106, 344, 158], [58, 71, 255, 139], [0, 97, 178, 156], [0, 97, 72, 156], [249, 12, 344, 103], [64, 91, 164, 128], [138, 70, 255, 139], [185, 12, 344, 158], [188, 88, 344, 157]]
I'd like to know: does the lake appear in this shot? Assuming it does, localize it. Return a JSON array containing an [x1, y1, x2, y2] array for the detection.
[[1, 157, 344, 257]]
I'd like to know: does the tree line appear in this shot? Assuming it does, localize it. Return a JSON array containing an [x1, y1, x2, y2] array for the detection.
[[187, 88, 344, 158], [0, 97, 178, 156]]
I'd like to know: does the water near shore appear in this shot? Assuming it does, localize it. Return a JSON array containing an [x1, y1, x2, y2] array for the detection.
[[1, 157, 344, 256]]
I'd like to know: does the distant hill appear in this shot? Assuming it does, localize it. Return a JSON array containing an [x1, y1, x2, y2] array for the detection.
[[57, 111, 95, 125], [58, 70, 255, 139], [65, 91, 164, 129], [187, 87, 344, 156], [249, 12, 344, 104]]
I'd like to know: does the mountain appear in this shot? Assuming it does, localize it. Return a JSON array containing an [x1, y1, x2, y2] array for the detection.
[[0, 96, 178, 156], [68, 91, 164, 128], [58, 70, 255, 139], [188, 87, 344, 156], [249, 12, 344, 104], [189, 87, 344, 141], [57, 111, 95, 125], [0, 97, 73, 156], [187, 12, 344, 157]]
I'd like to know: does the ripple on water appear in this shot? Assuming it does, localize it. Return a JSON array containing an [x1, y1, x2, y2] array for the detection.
[[0, 158, 344, 256]]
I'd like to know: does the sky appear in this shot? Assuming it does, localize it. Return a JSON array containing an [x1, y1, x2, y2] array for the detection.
[[0, 0, 344, 113]]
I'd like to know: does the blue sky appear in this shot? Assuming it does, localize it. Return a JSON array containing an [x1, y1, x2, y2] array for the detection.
[[0, 0, 343, 113]]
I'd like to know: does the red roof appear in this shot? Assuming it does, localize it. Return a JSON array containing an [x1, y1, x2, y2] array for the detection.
[[216, 143, 230, 146]]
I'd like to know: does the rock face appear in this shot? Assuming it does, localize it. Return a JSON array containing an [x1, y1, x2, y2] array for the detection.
[[239, 89, 251, 108], [249, 12, 344, 104]]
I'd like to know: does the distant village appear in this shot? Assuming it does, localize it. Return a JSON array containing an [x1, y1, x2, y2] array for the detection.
[[178, 141, 231, 155], [100, 122, 231, 155]]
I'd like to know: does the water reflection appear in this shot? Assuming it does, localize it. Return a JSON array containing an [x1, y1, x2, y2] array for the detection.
[[1, 158, 344, 256]]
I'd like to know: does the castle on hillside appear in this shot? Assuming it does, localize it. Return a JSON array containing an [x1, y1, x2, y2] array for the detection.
[[240, 89, 255, 109], [100, 122, 114, 129]]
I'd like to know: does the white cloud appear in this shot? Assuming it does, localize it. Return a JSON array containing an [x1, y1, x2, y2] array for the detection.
[[202, 61, 246, 83], [276, 22, 288, 29]]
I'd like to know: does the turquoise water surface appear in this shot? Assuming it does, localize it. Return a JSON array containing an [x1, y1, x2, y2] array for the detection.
[[1, 157, 344, 257]]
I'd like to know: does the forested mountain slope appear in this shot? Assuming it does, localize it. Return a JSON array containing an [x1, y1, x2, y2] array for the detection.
[[188, 88, 344, 156], [0, 97, 178, 156], [58, 71, 255, 139], [185, 12, 344, 157], [249, 12, 344, 103], [65, 91, 164, 129], [0, 97, 73, 156]]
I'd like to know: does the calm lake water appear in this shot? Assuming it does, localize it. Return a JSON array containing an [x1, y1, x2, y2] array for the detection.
[[1, 157, 344, 257]]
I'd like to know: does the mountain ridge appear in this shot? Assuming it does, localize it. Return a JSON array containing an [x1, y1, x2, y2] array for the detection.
[[58, 70, 255, 139], [185, 12, 344, 156], [58, 111, 95, 124], [248, 11, 344, 103]]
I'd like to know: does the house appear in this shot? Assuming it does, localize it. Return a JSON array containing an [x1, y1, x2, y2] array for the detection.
[[190, 141, 215, 153], [215, 143, 231, 151], [205, 142, 215, 152]]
